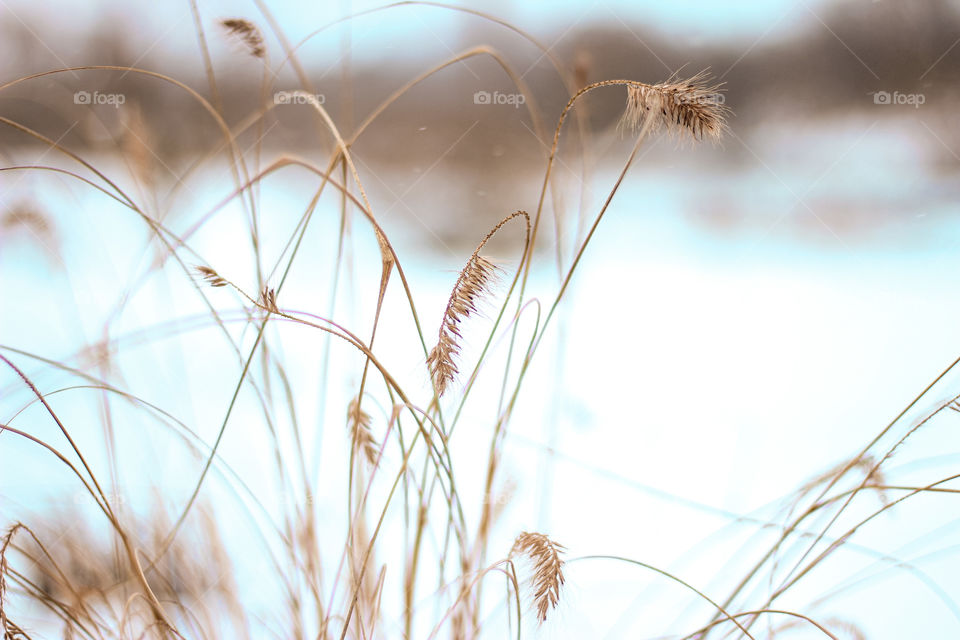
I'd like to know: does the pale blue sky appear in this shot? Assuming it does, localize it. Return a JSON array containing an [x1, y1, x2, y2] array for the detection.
[[5, 0, 834, 67]]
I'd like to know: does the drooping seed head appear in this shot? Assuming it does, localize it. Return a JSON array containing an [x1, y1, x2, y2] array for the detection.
[[427, 255, 500, 396], [510, 531, 566, 624], [620, 72, 728, 142], [220, 18, 265, 59]]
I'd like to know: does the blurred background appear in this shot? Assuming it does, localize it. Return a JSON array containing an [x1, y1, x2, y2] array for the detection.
[[2, 0, 958, 243], [2, 0, 960, 638]]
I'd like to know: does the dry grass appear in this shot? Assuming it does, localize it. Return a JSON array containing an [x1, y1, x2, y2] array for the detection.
[[427, 254, 501, 397], [509, 532, 566, 624], [0, 205, 56, 254], [2, 4, 955, 640], [428, 209, 529, 398], [0, 206, 51, 237], [619, 72, 729, 141], [194, 265, 229, 288], [219, 18, 265, 59], [259, 285, 279, 314], [347, 396, 379, 467], [1, 507, 243, 639]]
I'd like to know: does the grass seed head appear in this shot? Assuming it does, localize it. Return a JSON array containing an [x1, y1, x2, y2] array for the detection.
[[510, 532, 566, 624], [620, 72, 729, 142], [220, 18, 265, 59], [260, 286, 279, 313], [427, 254, 500, 396], [195, 265, 228, 288], [347, 397, 379, 467]]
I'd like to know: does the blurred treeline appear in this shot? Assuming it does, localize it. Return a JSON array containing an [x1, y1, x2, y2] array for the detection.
[[0, 0, 956, 164]]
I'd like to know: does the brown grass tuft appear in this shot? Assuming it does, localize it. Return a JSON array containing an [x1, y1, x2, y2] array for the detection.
[[620, 72, 728, 142], [194, 265, 228, 288], [427, 254, 500, 396], [347, 397, 379, 467], [2, 506, 242, 637], [220, 18, 265, 59], [260, 286, 279, 313], [0, 525, 19, 636], [1, 205, 57, 256], [800, 454, 888, 504], [1, 205, 51, 237], [510, 531, 565, 624]]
